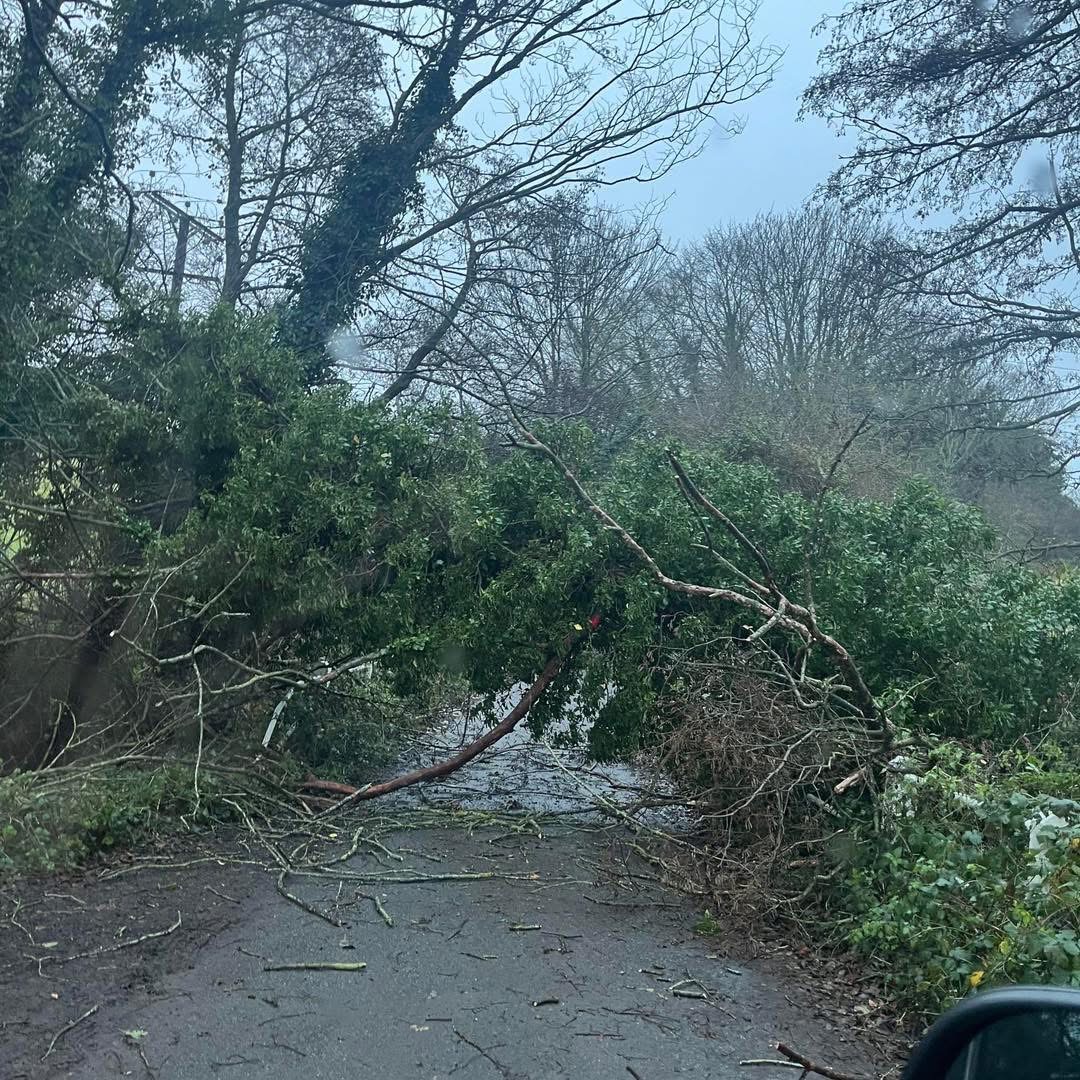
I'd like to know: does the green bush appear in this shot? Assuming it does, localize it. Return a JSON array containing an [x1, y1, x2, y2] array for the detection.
[[459, 435, 1080, 749], [835, 742, 1080, 1015], [0, 765, 230, 877]]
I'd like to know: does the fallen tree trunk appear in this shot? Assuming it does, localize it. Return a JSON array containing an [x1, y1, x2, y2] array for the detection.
[[304, 624, 591, 812]]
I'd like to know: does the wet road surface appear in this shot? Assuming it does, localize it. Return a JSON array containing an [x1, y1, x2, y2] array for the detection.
[[4, 822, 886, 1079]]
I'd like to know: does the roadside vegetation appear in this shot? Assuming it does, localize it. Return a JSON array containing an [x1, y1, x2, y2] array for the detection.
[[2, 0, 1079, 1021]]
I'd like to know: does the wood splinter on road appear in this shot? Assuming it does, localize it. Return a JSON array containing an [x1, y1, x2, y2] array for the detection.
[[263, 962, 367, 972], [668, 978, 709, 1000]]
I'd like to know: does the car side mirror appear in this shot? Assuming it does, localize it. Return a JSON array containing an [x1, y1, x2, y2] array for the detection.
[[903, 987, 1080, 1080]]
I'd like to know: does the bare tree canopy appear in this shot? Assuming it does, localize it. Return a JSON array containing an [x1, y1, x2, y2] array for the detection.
[[0, 0, 777, 382], [146, 8, 383, 309], [277, 0, 778, 371], [662, 206, 924, 403], [803, 0, 1080, 385]]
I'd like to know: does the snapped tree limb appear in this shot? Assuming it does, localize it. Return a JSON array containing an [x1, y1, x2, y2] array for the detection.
[[512, 421, 885, 747], [305, 624, 592, 811]]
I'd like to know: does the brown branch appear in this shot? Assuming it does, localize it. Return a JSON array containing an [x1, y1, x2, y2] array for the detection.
[[667, 449, 776, 594], [515, 422, 884, 741], [777, 1041, 866, 1080], [313, 625, 588, 812]]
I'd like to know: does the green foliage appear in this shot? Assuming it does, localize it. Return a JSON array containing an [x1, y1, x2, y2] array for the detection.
[[449, 435, 1080, 750], [153, 336, 483, 665], [2, 308, 489, 769], [278, 676, 423, 782], [812, 484, 1080, 738], [0, 765, 231, 876], [694, 909, 724, 936], [835, 742, 1080, 1015]]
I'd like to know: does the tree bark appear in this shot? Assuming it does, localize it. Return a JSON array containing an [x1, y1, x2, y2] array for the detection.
[[0, 0, 61, 210], [219, 34, 246, 308], [281, 1, 475, 371]]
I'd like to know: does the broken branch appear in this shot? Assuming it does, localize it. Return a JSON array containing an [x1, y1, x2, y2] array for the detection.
[[264, 962, 367, 972], [515, 422, 884, 744], [314, 625, 586, 812], [740, 1043, 867, 1080]]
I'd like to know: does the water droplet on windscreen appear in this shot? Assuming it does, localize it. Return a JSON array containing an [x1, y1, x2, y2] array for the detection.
[[327, 327, 366, 366]]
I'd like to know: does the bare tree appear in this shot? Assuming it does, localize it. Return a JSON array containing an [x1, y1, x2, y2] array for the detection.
[[94, 0, 775, 386], [335, 196, 673, 422], [663, 224, 755, 393], [0, 0, 204, 347], [661, 207, 923, 406], [449, 197, 671, 424], [146, 8, 382, 309], [803, 0, 1080, 414], [645, 203, 1080, 543], [277, 0, 778, 373]]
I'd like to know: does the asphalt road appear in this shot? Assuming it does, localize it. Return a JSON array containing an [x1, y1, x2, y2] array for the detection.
[[2, 820, 890, 1079]]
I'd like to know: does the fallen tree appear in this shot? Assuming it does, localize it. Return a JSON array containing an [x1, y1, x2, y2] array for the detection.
[[508, 417, 886, 750], [295, 410, 885, 821]]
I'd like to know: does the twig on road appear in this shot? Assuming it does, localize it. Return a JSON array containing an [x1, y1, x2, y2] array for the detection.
[[356, 891, 394, 926], [275, 869, 341, 927], [40, 912, 181, 966], [741, 1041, 867, 1080], [264, 961, 367, 972], [454, 1028, 514, 1079], [669, 978, 709, 1000], [41, 1003, 99, 1061]]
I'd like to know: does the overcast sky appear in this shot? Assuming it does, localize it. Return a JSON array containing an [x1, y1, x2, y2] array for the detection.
[[139, 3, 846, 254], [640, 1, 846, 239]]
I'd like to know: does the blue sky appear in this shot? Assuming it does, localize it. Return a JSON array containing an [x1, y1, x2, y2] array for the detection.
[[639, 1, 846, 238]]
